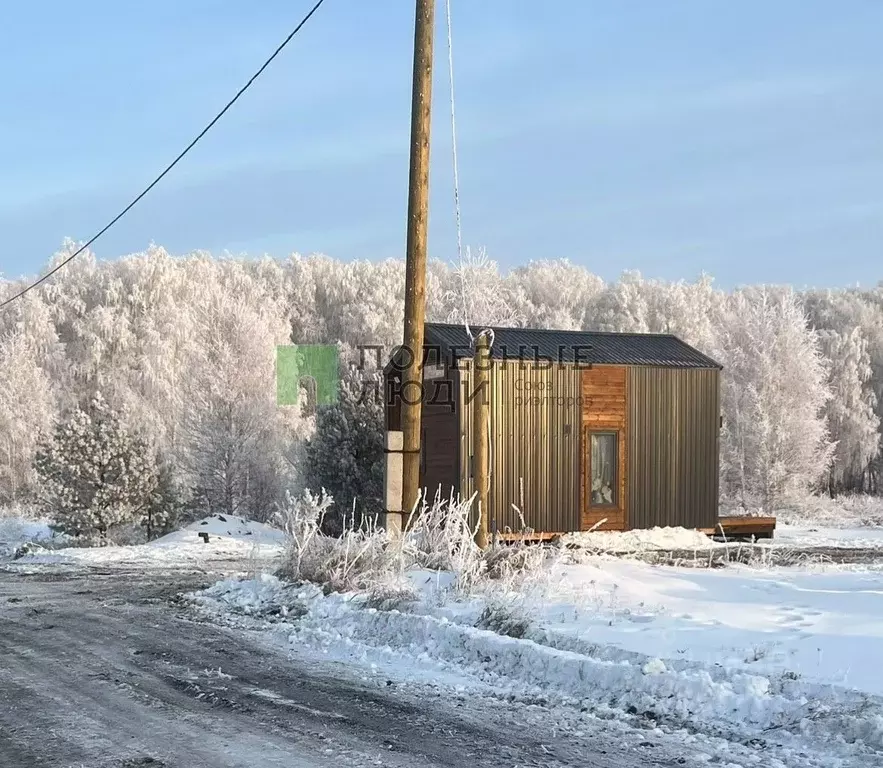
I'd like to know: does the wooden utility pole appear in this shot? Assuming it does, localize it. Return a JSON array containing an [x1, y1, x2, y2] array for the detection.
[[473, 332, 490, 548], [400, 0, 436, 521]]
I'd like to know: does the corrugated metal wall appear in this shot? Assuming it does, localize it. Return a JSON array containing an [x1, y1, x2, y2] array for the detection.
[[458, 360, 581, 533], [627, 367, 720, 530]]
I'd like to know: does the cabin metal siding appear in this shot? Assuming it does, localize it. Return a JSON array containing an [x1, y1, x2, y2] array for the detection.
[[387, 337, 723, 534], [627, 367, 720, 530], [458, 359, 581, 534]]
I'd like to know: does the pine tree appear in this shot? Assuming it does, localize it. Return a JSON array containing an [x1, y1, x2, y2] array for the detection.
[[303, 366, 384, 533], [142, 457, 185, 540], [34, 392, 158, 542]]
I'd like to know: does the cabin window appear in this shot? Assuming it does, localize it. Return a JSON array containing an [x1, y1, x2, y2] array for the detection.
[[588, 431, 618, 507]]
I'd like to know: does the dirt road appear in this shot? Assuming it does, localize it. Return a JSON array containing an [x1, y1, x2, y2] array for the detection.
[[0, 565, 690, 768]]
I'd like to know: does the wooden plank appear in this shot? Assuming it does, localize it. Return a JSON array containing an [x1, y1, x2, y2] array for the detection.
[[581, 516, 624, 531], [584, 413, 625, 424], [582, 379, 627, 388], [583, 517, 626, 532], [581, 389, 627, 399], [582, 382, 625, 390], [698, 516, 777, 539], [716, 516, 777, 530], [497, 531, 559, 543], [581, 400, 626, 411]]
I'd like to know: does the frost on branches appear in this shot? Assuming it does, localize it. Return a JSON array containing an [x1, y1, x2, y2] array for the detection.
[[34, 392, 158, 542], [8, 244, 883, 525], [717, 288, 833, 512]]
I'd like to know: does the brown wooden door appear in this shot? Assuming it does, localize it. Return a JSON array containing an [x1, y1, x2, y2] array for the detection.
[[581, 366, 628, 531]]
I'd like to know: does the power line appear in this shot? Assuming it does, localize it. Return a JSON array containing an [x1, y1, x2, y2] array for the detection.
[[0, 0, 327, 310], [444, 0, 472, 345]]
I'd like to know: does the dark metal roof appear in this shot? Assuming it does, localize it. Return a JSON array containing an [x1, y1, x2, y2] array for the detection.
[[423, 323, 722, 369]]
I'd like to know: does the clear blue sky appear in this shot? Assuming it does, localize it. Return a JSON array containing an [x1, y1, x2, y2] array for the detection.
[[1, 1, 881, 288]]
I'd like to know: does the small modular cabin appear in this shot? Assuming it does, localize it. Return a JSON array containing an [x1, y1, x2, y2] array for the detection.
[[385, 323, 724, 535]]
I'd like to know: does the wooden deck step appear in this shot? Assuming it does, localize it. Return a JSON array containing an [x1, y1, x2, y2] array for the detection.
[[497, 531, 559, 543], [699, 516, 777, 540]]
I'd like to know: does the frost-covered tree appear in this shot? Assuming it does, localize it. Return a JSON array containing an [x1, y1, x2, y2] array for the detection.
[[0, 331, 55, 503], [303, 366, 385, 532], [587, 270, 651, 333], [440, 247, 523, 328], [817, 328, 880, 493], [717, 288, 833, 511], [586, 271, 722, 356], [142, 456, 185, 540], [805, 288, 883, 492], [34, 392, 157, 541], [510, 259, 603, 330], [315, 258, 405, 350], [179, 276, 302, 522]]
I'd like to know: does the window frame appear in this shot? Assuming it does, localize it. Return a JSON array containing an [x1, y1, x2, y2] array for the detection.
[[586, 429, 619, 509]]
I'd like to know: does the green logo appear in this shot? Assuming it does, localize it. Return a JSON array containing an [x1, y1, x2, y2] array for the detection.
[[276, 345, 339, 407]]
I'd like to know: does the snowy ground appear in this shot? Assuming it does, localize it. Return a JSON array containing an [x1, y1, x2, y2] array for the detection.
[[6, 513, 286, 570], [0, 516, 57, 557], [772, 523, 883, 550], [531, 559, 883, 695], [189, 523, 883, 767], [0, 534, 777, 768], [6, 568, 674, 768], [6, 516, 883, 765]]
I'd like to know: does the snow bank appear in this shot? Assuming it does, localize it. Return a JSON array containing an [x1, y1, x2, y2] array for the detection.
[[195, 569, 883, 759], [200, 572, 307, 617], [561, 521, 883, 562], [560, 526, 721, 552], [0, 516, 58, 558], [13, 515, 285, 568], [771, 495, 883, 528], [150, 514, 286, 548]]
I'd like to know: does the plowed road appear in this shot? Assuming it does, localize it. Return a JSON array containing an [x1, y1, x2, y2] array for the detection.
[[0, 565, 697, 767]]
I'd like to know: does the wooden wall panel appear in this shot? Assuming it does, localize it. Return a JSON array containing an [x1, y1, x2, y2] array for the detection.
[[581, 366, 628, 531]]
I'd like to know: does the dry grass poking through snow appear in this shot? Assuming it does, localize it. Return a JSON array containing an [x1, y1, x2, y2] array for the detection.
[[275, 490, 561, 601], [274, 490, 402, 594]]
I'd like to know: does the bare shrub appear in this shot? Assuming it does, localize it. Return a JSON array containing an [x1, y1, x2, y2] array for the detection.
[[365, 585, 418, 612], [276, 489, 405, 594], [475, 600, 532, 639], [402, 492, 485, 589], [275, 490, 562, 600], [483, 542, 551, 581]]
